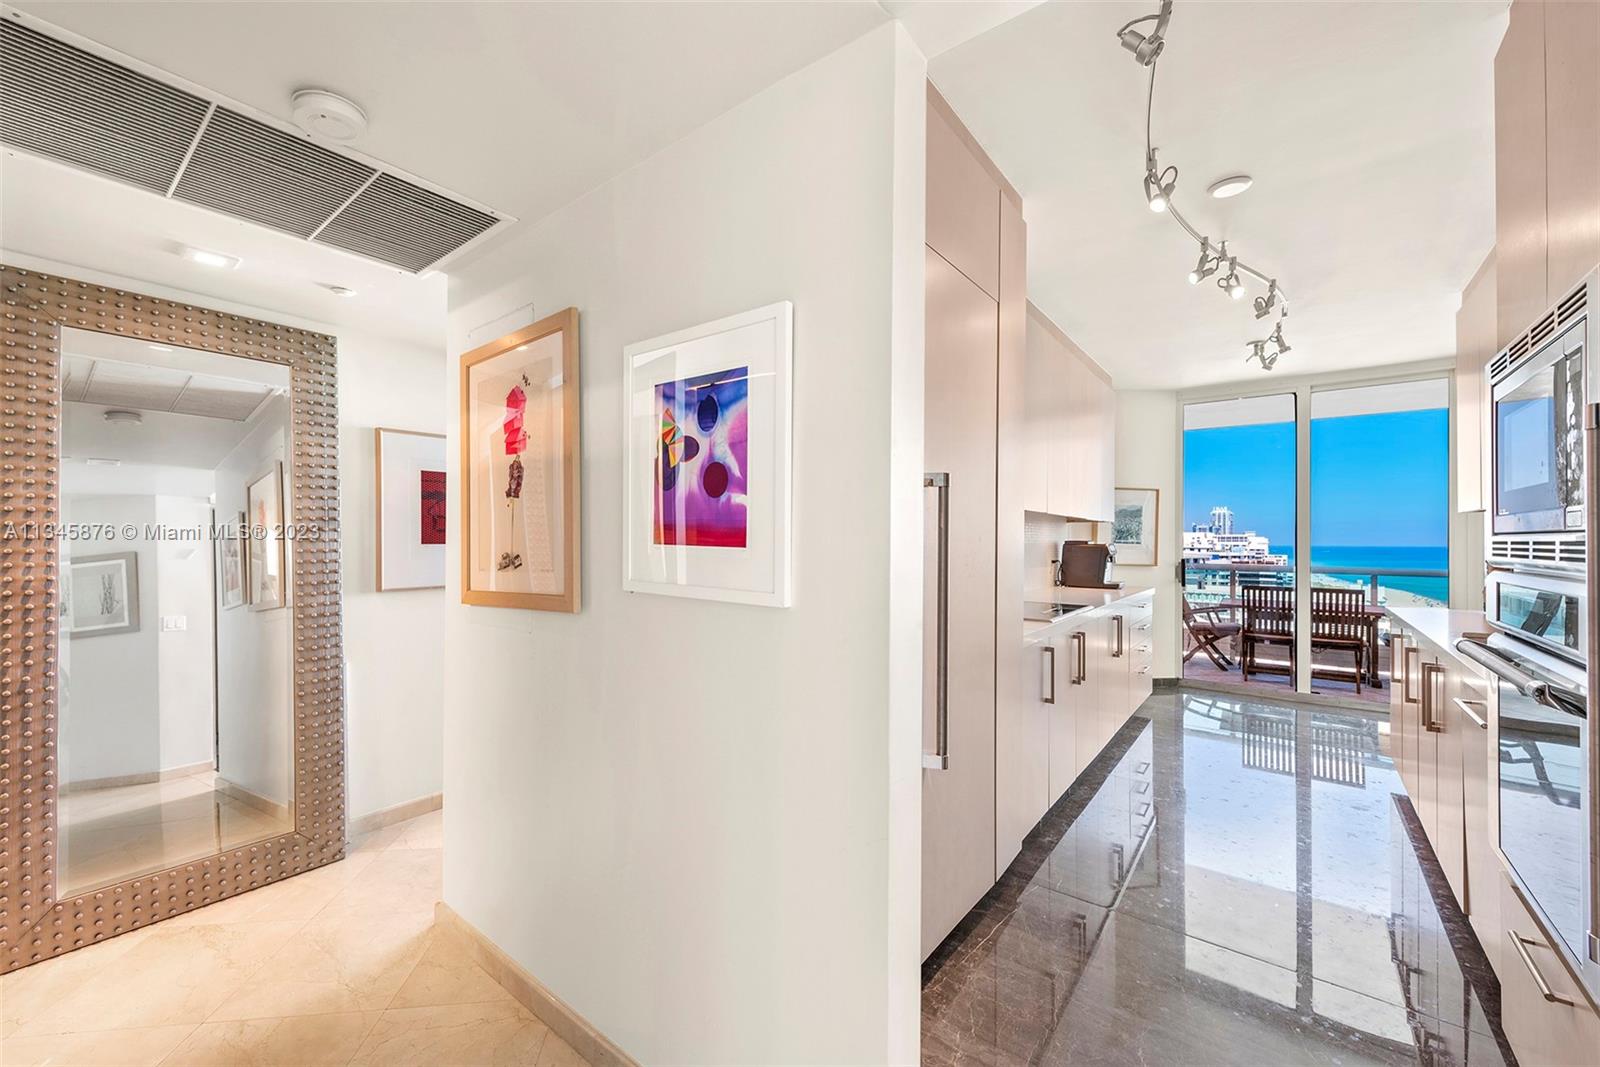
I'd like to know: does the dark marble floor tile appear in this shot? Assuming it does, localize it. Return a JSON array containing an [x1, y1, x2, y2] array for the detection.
[[922, 689, 1518, 1067]]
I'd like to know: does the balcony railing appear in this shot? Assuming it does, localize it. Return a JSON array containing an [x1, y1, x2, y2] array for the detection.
[[1181, 561, 1449, 610]]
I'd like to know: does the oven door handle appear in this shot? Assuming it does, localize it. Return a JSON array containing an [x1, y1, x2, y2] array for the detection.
[[1454, 637, 1587, 716]]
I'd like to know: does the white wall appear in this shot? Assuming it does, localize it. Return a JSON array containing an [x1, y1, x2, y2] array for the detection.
[[61, 494, 160, 784], [1112, 390, 1180, 678], [214, 398, 292, 806], [340, 334, 449, 819], [156, 495, 217, 774], [442, 24, 925, 1065], [6, 252, 448, 824]]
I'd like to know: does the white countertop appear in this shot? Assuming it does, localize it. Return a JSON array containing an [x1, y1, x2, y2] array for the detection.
[[1386, 605, 1493, 674], [1023, 585, 1154, 641]]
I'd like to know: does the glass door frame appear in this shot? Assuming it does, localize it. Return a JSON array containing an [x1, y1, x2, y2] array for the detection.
[[1176, 358, 1459, 697]]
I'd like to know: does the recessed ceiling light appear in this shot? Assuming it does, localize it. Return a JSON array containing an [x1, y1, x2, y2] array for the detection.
[[323, 285, 358, 298], [85, 457, 123, 467], [103, 409, 143, 425], [1208, 174, 1253, 199], [148, 343, 173, 352], [178, 245, 241, 270]]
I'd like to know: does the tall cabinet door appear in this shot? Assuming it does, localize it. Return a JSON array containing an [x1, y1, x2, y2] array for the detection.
[[1544, 0, 1600, 301], [1495, 0, 1548, 346], [1044, 631, 1077, 807], [922, 246, 999, 959]]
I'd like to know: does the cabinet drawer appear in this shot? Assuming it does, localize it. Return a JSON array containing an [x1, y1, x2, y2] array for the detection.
[[1497, 873, 1600, 1066]]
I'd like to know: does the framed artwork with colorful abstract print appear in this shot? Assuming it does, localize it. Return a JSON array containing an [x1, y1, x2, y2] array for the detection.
[[623, 301, 792, 607], [459, 308, 581, 612], [375, 427, 447, 592]]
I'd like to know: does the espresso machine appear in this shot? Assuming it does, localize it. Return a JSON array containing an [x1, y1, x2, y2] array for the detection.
[[1057, 540, 1120, 589]]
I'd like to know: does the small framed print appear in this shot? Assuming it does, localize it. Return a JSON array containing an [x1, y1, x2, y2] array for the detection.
[[247, 463, 287, 611], [68, 551, 140, 637], [623, 300, 793, 607], [219, 511, 246, 609], [375, 427, 447, 591], [460, 307, 581, 612], [1112, 487, 1160, 567]]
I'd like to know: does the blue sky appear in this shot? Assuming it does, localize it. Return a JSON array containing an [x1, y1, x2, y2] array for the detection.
[[1182, 409, 1449, 547]]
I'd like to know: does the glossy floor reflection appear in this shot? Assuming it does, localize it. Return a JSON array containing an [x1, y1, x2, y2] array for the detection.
[[922, 689, 1515, 1066]]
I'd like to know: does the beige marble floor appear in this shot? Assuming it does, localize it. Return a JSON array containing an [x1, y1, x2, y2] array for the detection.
[[0, 810, 590, 1067], [58, 770, 291, 897]]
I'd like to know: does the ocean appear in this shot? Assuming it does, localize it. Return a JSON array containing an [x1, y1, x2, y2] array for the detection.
[[1269, 544, 1449, 605]]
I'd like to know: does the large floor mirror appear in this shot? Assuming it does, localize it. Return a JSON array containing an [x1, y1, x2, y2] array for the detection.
[[57, 328, 295, 896], [0, 267, 346, 974]]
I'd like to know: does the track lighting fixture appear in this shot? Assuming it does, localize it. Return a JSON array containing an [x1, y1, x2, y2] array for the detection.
[[1253, 281, 1279, 319], [1117, 1, 1292, 370], [1187, 239, 1217, 284], [1116, 0, 1173, 67]]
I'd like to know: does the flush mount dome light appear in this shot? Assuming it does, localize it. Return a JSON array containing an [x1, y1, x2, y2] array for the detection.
[[291, 89, 369, 142], [1208, 174, 1254, 199]]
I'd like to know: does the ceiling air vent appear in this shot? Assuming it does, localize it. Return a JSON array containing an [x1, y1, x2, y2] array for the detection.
[[173, 107, 376, 238], [0, 19, 210, 194], [0, 14, 510, 272]]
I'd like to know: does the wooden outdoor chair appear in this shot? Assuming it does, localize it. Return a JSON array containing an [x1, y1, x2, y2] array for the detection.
[[1311, 587, 1368, 694], [1183, 596, 1240, 669], [1240, 585, 1296, 684]]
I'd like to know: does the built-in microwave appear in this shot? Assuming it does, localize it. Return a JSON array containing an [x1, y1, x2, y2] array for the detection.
[[1491, 319, 1586, 537]]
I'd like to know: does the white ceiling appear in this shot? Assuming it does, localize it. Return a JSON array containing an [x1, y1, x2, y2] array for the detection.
[[929, 0, 1508, 389]]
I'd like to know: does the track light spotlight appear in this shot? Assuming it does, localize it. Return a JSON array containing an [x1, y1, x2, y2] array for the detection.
[[1217, 257, 1244, 300], [1246, 340, 1278, 371], [1253, 281, 1279, 319], [1269, 322, 1291, 356], [1116, 0, 1173, 67], [1188, 239, 1217, 285], [1143, 164, 1176, 212]]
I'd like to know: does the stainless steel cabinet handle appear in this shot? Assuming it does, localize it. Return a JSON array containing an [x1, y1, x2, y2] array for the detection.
[[1043, 645, 1057, 705], [1452, 696, 1489, 730], [1421, 662, 1444, 733], [1072, 631, 1087, 684], [1402, 642, 1419, 703], [1510, 930, 1576, 1005], [1112, 614, 1125, 657], [923, 472, 950, 771]]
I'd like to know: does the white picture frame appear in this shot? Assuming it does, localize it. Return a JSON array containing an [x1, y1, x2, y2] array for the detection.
[[623, 300, 793, 607], [247, 462, 287, 611], [219, 510, 246, 610], [375, 427, 447, 592], [68, 551, 139, 637], [1112, 487, 1160, 567]]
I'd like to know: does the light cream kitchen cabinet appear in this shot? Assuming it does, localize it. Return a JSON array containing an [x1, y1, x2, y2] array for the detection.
[[1498, 872, 1600, 1067], [1429, 657, 1467, 904], [1024, 304, 1116, 523], [921, 244, 999, 959], [1454, 254, 1495, 513], [1044, 628, 1078, 808], [926, 87, 999, 300], [1453, 667, 1499, 955], [1495, 0, 1549, 348], [1002, 629, 1055, 872], [1543, 0, 1600, 302], [1071, 618, 1102, 778]]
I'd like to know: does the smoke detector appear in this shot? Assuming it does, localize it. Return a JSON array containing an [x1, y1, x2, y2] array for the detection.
[[291, 89, 368, 142]]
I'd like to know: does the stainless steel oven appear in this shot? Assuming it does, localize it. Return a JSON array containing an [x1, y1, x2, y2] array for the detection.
[[1485, 568, 1587, 665], [1491, 319, 1587, 537]]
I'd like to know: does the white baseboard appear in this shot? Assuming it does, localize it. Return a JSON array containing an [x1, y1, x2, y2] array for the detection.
[[434, 901, 638, 1067], [349, 791, 442, 835], [61, 760, 215, 794], [215, 776, 292, 821]]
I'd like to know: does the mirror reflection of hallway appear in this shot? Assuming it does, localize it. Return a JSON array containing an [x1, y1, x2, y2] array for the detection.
[[57, 327, 295, 896]]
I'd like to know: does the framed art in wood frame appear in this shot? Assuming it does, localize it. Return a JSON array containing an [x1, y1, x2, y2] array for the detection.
[[1112, 486, 1160, 566], [247, 462, 287, 610], [460, 307, 581, 612], [375, 427, 447, 591], [623, 300, 793, 607]]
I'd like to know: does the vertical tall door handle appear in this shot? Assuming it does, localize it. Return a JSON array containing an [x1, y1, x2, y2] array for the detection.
[[1510, 931, 1576, 1005], [924, 473, 950, 771], [1402, 644, 1420, 704], [1112, 614, 1125, 657], [1043, 645, 1057, 705], [1421, 663, 1444, 732], [1072, 631, 1087, 684]]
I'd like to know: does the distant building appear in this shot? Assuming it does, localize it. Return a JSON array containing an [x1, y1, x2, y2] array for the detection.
[[1183, 505, 1288, 569], [1209, 506, 1234, 535]]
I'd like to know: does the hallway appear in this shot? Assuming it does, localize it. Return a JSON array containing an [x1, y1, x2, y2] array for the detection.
[[0, 811, 590, 1067], [922, 690, 1514, 1066]]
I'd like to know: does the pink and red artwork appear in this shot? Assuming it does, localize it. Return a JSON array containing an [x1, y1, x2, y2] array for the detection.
[[654, 366, 748, 548], [420, 470, 446, 545]]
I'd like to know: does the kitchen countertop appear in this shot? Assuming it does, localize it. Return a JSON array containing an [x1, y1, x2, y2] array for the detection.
[[1386, 605, 1493, 675], [1023, 585, 1154, 640]]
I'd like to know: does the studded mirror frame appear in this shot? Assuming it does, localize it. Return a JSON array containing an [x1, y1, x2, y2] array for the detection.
[[0, 266, 345, 974]]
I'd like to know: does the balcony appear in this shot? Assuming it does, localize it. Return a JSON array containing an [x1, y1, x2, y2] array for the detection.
[[1181, 561, 1449, 705]]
